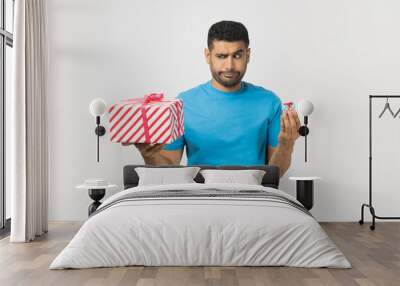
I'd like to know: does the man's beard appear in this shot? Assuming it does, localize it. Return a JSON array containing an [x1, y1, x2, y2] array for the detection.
[[211, 69, 245, 88]]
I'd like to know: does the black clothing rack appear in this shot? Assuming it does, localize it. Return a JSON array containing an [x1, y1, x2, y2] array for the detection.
[[359, 95, 400, 230]]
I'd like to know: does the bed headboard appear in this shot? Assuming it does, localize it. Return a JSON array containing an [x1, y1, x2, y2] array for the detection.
[[123, 165, 280, 189]]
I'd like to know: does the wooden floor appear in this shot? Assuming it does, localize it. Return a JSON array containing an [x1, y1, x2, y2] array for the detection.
[[0, 222, 399, 286]]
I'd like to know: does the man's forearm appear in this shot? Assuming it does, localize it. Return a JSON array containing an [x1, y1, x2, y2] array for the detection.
[[268, 144, 294, 178]]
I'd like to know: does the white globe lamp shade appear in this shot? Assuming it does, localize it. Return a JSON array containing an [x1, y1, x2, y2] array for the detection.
[[298, 100, 314, 116], [89, 98, 107, 117]]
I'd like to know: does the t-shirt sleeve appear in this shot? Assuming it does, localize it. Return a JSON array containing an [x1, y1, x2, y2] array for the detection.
[[267, 96, 282, 148], [163, 93, 185, 151], [163, 135, 185, 151]]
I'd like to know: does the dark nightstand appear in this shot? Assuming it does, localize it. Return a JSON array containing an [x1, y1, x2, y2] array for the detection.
[[76, 181, 117, 216], [289, 177, 321, 210]]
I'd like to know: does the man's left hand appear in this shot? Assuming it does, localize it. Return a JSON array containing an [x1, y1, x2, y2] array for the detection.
[[278, 109, 301, 149]]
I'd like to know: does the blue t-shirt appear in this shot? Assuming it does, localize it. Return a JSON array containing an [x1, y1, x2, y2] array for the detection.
[[163, 80, 282, 166]]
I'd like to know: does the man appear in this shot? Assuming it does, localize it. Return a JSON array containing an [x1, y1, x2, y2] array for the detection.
[[130, 20, 300, 177]]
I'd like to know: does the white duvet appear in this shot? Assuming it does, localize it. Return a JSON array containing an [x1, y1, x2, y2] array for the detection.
[[50, 183, 351, 269]]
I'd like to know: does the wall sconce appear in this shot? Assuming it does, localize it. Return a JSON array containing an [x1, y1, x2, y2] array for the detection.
[[297, 100, 314, 162], [89, 98, 107, 162]]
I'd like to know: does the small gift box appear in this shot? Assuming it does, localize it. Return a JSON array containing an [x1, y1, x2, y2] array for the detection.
[[283, 101, 296, 111], [108, 93, 184, 144]]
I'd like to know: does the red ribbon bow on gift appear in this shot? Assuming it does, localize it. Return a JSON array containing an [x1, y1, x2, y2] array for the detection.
[[144, 93, 164, 103], [122, 93, 165, 105]]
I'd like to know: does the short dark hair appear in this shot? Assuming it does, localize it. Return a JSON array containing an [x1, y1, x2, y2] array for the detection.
[[207, 20, 249, 50]]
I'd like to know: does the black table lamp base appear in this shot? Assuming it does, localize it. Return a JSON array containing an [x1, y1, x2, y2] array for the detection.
[[88, 188, 105, 216]]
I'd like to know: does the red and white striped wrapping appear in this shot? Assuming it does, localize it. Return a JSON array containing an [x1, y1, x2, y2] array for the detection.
[[108, 93, 184, 144]]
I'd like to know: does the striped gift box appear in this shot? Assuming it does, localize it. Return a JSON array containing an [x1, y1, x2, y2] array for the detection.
[[108, 94, 184, 144]]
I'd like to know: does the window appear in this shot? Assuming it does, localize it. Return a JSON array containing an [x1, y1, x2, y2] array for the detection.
[[0, 0, 14, 236]]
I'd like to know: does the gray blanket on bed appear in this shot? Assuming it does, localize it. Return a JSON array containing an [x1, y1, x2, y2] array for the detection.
[[91, 188, 312, 217]]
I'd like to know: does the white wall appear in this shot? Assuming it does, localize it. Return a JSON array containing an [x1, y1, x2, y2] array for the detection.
[[47, 0, 400, 221]]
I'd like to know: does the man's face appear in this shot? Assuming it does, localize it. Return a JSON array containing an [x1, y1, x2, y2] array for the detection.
[[205, 40, 250, 88]]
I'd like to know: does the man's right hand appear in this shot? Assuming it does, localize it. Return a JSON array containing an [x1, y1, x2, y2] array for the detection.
[[122, 142, 166, 160], [121, 142, 183, 166]]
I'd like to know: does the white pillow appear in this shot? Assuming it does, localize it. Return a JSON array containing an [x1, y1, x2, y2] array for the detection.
[[200, 169, 266, 185], [135, 167, 201, 186]]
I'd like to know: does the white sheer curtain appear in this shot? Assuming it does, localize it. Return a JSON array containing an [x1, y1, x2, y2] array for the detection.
[[9, 0, 48, 242]]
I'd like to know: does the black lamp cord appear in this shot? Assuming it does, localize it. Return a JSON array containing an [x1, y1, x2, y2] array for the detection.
[[96, 116, 100, 163], [304, 116, 308, 162]]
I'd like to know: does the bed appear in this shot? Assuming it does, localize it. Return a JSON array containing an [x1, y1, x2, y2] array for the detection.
[[50, 164, 351, 269]]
